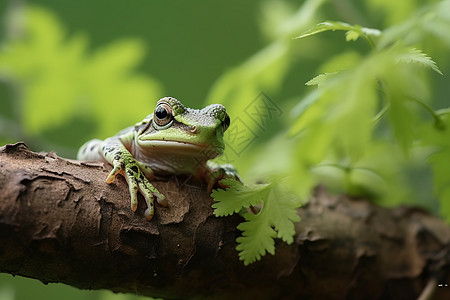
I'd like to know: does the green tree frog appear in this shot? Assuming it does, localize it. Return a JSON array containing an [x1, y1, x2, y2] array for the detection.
[[77, 97, 239, 221]]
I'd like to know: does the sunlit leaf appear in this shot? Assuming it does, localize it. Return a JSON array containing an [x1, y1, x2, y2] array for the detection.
[[236, 212, 277, 265], [305, 72, 339, 86], [212, 179, 270, 216], [213, 179, 301, 265], [295, 21, 355, 39], [345, 30, 360, 41], [296, 21, 380, 47], [394, 47, 442, 74]]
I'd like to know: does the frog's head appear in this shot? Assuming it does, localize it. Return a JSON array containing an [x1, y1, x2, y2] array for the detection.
[[136, 97, 230, 160]]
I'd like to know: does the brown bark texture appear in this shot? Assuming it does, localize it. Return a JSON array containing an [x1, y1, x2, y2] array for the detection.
[[1, 142, 450, 300]]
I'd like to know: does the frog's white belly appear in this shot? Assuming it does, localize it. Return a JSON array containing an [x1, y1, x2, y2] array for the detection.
[[132, 140, 220, 175]]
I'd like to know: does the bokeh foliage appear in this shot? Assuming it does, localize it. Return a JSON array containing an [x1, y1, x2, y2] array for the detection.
[[1, 0, 450, 297]]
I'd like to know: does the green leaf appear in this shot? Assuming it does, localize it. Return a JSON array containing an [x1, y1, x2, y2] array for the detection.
[[429, 148, 450, 222], [420, 115, 450, 222], [394, 48, 443, 75], [265, 188, 301, 243], [295, 21, 380, 47], [212, 180, 302, 265], [236, 212, 277, 265], [292, 61, 378, 161], [377, 0, 450, 49], [305, 72, 339, 86], [345, 30, 360, 42], [295, 21, 355, 39], [211, 179, 270, 216]]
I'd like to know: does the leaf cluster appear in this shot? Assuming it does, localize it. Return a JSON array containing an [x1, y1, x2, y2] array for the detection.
[[290, 1, 450, 214], [211, 0, 450, 265], [212, 179, 300, 265]]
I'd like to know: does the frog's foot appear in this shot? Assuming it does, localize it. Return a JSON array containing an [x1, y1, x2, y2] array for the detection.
[[106, 157, 166, 221], [206, 163, 242, 192]]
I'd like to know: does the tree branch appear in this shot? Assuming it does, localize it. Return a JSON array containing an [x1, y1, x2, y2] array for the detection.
[[1, 142, 450, 299]]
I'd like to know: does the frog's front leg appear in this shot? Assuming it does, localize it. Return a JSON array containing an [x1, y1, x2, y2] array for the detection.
[[102, 138, 167, 220], [79, 136, 166, 221], [205, 161, 242, 192]]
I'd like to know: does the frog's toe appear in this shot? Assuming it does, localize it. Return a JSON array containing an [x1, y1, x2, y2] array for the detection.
[[138, 180, 155, 220], [156, 195, 168, 207], [128, 181, 139, 212], [106, 164, 123, 184], [124, 169, 140, 212], [207, 164, 242, 192], [140, 179, 166, 207], [144, 207, 154, 221], [137, 161, 154, 179]]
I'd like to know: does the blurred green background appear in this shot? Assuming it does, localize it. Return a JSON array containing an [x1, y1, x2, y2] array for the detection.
[[0, 0, 270, 157], [1, 0, 450, 299]]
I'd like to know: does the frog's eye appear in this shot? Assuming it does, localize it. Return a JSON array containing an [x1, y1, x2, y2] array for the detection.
[[222, 114, 230, 132], [153, 102, 173, 128]]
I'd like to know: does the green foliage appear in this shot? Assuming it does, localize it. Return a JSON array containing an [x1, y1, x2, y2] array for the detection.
[[394, 47, 442, 74], [290, 2, 449, 207], [0, 273, 157, 300], [212, 179, 300, 265], [208, 0, 450, 265], [421, 112, 450, 222], [0, 6, 161, 152], [206, 0, 327, 164], [212, 179, 271, 216]]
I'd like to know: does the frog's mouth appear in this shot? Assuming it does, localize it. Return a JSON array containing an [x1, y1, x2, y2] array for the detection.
[[138, 140, 223, 156]]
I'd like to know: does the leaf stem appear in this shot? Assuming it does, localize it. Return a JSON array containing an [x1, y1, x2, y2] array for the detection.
[[408, 96, 445, 130], [373, 104, 389, 125], [436, 107, 450, 116], [357, 29, 376, 49]]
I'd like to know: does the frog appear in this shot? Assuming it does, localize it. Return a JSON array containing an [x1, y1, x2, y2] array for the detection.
[[77, 97, 240, 221]]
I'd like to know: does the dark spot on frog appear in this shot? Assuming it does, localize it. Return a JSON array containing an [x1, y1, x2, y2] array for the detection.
[[114, 154, 121, 161], [131, 166, 139, 173], [104, 146, 113, 153], [139, 174, 145, 180], [127, 170, 134, 176], [90, 145, 96, 151]]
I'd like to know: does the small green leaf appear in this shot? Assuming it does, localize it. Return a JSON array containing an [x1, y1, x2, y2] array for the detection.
[[296, 21, 380, 47], [395, 48, 443, 75], [421, 115, 450, 223], [305, 72, 339, 86], [295, 21, 354, 39], [211, 179, 270, 216], [265, 189, 301, 244], [236, 212, 277, 265], [345, 30, 360, 42], [429, 148, 450, 222], [212, 180, 302, 265]]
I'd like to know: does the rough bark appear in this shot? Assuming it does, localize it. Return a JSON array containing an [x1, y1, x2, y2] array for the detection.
[[0, 142, 450, 299]]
